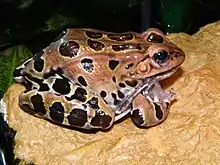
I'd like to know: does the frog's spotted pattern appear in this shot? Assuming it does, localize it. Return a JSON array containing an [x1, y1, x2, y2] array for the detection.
[[87, 39, 105, 51], [154, 102, 165, 120], [52, 78, 71, 95], [107, 33, 134, 41], [109, 60, 119, 70], [33, 57, 44, 72], [90, 111, 112, 129], [59, 41, 80, 57], [77, 76, 87, 86], [87, 97, 100, 110], [49, 102, 65, 123], [146, 32, 164, 43], [131, 109, 144, 125], [67, 108, 88, 127], [85, 31, 103, 39], [112, 44, 142, 52], [125, 80, 138, 87], [14, 28, 185, 130], [112, 76, 116, 83], [31, 94, 47, 115], [81, 58, 94, 73], [66, 87, 87, 102]]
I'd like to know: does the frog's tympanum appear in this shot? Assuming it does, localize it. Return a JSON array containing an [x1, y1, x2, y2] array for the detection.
[[13, 28, 185, 130]]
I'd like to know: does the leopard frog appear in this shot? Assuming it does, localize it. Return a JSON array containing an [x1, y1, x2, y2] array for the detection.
[[13, 28, 185, 130]]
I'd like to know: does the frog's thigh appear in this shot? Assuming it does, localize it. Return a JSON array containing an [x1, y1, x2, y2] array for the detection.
[[130, 94, 169, 127], [18, 89, 115, 130]]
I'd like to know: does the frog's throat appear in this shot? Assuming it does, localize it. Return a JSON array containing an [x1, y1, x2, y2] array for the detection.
[[115, 77, 156, 119], [115, 75, 176, 122]]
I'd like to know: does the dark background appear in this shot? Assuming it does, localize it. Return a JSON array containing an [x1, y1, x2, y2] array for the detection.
[[0, 0, 219, 52]]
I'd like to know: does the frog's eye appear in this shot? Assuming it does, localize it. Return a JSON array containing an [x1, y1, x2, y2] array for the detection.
[[153, 50, 169, 64], [147, 33, 164, 43]]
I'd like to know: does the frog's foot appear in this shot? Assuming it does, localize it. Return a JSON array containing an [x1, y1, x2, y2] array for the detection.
[[130, 78, 175, 127]]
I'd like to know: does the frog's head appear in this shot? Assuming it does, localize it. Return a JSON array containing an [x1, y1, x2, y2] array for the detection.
[[130, 28, 185, 81]]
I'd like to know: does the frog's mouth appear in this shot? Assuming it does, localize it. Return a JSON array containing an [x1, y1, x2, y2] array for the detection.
[[154, 67, 178, 81]]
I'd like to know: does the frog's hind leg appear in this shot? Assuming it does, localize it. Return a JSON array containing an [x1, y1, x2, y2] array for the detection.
[[130, 94, 170, 128], [18, 86, 115, 130]]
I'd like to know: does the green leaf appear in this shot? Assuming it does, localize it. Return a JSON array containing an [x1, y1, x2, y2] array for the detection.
[[0, 45, 32, 96]]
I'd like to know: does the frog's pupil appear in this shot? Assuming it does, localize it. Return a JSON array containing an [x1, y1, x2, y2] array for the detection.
[[153, 50, 169, 64]]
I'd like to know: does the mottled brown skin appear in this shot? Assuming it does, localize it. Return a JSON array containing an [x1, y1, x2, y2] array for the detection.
[[13, 28, 185, 130]]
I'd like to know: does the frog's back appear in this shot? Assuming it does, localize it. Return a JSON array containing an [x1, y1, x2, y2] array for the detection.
[[55, 28, 148, 56]]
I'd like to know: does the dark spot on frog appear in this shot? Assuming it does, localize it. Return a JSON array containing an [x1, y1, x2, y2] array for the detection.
[[22, 73, 42, 83], [23, 79, 33, 91], [56, 67, 64, 75], [44, 67, 65, 79], [49, 102, 65, 123], [117, 90, 125, 99], [20, 104, 34, 114], [107, 33, 134, 41], [112, 44, 141, 52], [147, 33, 164, 43], [38, 82, 49, 91], [87, 39, 105, 51], [109, 60, 119, 70], [125, 63, 134, 69], [22, 73, 48, 91], [81, 58, 94, 73], [131, 109, 144, 126], [100, 90, 107, 98], [112, 76, 116, 83], [82, 104, 87, 109], [166, 102, 170, 108], [43, 69, 57, 79], [77, 76, 87, 86], [154, 103, 163, 120], [85, 31, 103, 39], [90, 111, 112, 129], [33, 57, 44, 72], [125, 80, 138, 87], [66, 87, 87, 102], [13, 68, 23, 77], [33, 50, 44, 60], [30, 94, 47, 115], [53, 30, 67, 42], [86, 97, 100, 110], [59, 40, 80, 57], [52, 78, 71, 95], [118, 82, 126, 88], [111, 93, 121, 105], [67, 108, 87, 127]]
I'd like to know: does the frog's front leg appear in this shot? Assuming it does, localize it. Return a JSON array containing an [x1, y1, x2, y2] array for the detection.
[[18, 87, 115, 130], [130, 94, 170, 127]]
